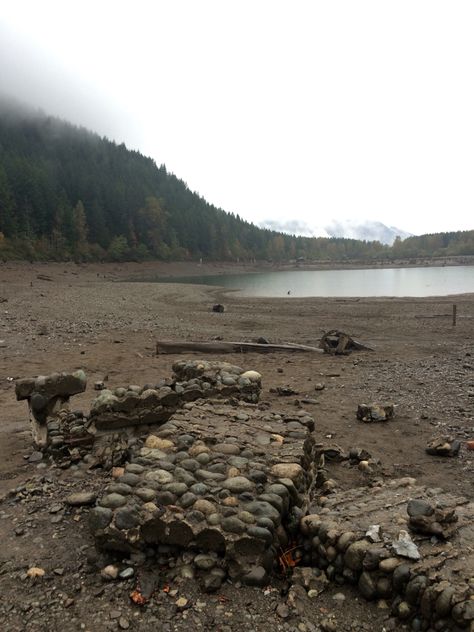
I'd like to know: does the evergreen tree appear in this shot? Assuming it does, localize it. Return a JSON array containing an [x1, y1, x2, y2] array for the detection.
[[0, 98, 473, 263], [71, 200, 89, 259]]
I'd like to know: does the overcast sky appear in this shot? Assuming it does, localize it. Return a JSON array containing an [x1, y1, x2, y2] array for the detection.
[[1, 1, 474, 236]]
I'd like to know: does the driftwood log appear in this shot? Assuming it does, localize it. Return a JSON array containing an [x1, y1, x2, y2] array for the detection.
[[414, 314, 473, 319], [156, 340, 324, 355]]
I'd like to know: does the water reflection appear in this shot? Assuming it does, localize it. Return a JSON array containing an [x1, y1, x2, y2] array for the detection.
[[146, 266, 474, 298]]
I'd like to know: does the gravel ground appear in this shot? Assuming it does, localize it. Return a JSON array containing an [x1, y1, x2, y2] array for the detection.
[[0, 260, 473, 631]]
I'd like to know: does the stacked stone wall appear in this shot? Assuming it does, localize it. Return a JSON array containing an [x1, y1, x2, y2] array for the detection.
[[90, 401, 317, 588], [14, 363, 474, 628], [300, 479, 474, 630]]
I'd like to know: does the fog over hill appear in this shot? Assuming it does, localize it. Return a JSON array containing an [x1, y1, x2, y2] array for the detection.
[[260, 219, 413, 245], [2, 99, 474, 263]]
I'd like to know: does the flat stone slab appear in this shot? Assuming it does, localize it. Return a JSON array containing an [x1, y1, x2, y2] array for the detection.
[[15, 370, 87, 401], [15, 370, 88, 448], [90, 401, 317, 583]]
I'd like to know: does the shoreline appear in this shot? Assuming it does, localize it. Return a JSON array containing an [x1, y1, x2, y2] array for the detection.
[[2, 259, 474, 300], [1, 253, 474, 280]]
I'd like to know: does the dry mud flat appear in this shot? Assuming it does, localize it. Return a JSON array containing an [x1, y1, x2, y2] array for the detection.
[[0, 261, 473, 631]]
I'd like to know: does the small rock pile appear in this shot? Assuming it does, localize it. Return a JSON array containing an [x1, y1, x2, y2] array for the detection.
[[425, 435, 461, 457], [45, 410, 93, 458], [407, 498, 458, 539], [356, 403, 394, 423]]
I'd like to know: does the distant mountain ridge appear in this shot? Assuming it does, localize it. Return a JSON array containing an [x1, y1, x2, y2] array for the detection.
[[326, 219, 413, 245], [260, 218, 413, 245]]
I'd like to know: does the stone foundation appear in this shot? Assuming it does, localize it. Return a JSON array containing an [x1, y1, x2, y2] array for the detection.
[[15, 361, 262, 457], [301, 478, 474, 630], [14, 362, 474, 628], [89, 360, 262, 432], [90, 400, 317, 587]]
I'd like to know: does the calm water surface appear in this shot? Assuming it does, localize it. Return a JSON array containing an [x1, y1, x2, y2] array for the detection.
[[148, 266, 474, 298]]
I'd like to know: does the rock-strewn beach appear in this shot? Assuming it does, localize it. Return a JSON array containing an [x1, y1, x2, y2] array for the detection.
[[0, 260, 473, 631]]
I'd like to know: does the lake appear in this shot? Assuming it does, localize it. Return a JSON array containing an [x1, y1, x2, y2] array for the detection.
[[148, 265, 474, 298]]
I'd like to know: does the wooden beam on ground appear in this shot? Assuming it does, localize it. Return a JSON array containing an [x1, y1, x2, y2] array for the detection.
[[415, 314, 472, 320], [156, 340, 324, 355]]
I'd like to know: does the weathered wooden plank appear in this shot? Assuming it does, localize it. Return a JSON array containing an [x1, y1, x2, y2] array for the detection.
[[156, 340, 324, 354]]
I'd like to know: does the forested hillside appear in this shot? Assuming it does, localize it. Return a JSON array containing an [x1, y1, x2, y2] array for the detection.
[[0, 100, 473, 262]]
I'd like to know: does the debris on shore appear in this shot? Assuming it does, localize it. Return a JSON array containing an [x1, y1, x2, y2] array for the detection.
[[319, 330, 374, 355]]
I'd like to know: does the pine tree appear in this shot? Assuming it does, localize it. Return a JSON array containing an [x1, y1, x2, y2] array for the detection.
[[72, 200, 89, 259]]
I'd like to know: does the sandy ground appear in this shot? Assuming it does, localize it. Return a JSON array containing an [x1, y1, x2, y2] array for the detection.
[[0, 260, 473, 631]]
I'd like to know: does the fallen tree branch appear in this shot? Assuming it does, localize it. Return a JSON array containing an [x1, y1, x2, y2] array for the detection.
[[156, 340, 324, 355]]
